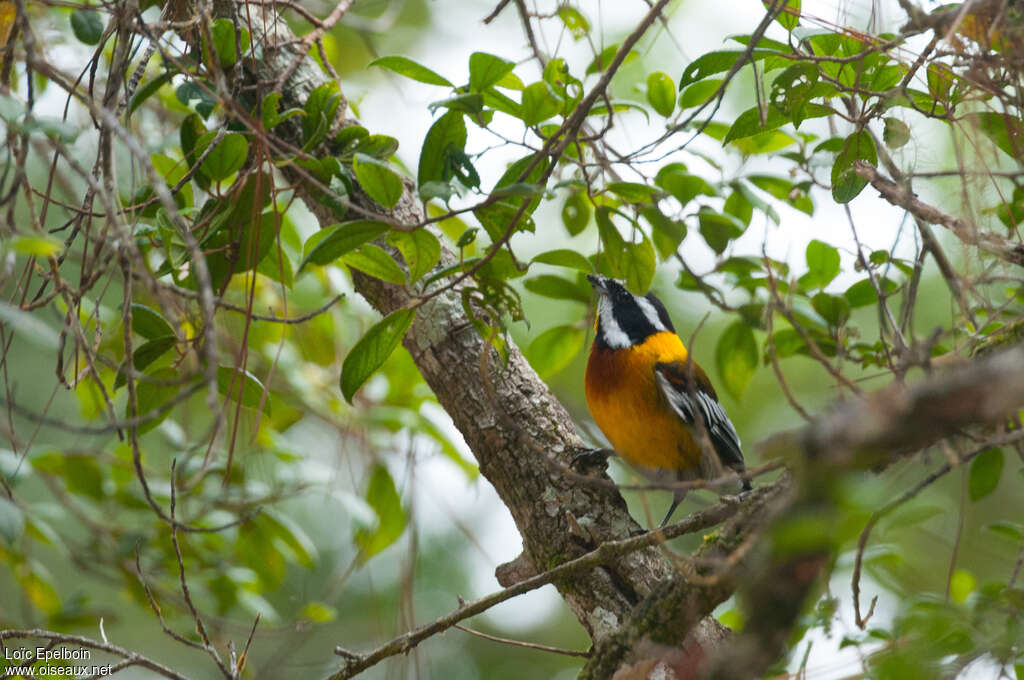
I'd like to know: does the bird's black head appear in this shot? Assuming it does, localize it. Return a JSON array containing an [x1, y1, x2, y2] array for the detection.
[[587, 274, 675, 350]]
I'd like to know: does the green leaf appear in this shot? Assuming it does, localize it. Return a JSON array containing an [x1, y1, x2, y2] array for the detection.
[[527, 325, 585, 378], [803, 239, 840, 290], [302, 82, 342, 149], [132, 367, 179, 434], [130, 73, 174, 117], [355, 464, 407, 560], [723, 103, 832, 144], [883, 117, 910, 148], [217, 366, 269, 413], [353, 153, 403, 209], [698, 210, 745, 254], [607, 181, 657, 203], [831, 130, 877, 204], [811, 292, 850, 327], [561, 190, 591, 235], [531, 249, 594, 272], [844, 277, 897, 307], [456, 228, 478, 248], [656, 166, 715, 206], [64, 455, 104, 500], [730, 129, 795, 155], [387, 229, 441, 283], [963, 112, 1024, 162], [299, 220, 390, 272], [468, 52, 515, 92], [176, 81, 217, 118], [982, 521, 1023, 541], [70, 7, 104, 45], [8, 234, 63, 257], [640, 205, 687, 260], [418, 111, 467, 187], [679, 49, 787, 89], [646, 71, 676, 117], [679, 79, 723, 109], [0, 496, 25, 545], [211, 18, 249, 68], [199, 132, 249, 181], [342, 244, 407, 285], [523, 274, 590, 303], [115, 336, 176, 389], [595, 207, 656, 294], [521, 81, 560, 126], [766, 0, 800, 30], [370, 56, 453, 87], [968, 448, 1003, 502], [341, 309, 417, 403], [716, 321, 758, 400], [557, 6, 591, 39]]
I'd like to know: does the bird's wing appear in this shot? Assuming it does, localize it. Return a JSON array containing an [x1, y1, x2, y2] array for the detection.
[[653, 360, 745, 474]]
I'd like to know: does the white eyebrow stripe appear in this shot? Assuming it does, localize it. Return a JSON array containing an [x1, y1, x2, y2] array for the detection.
[[636, 295, 667, 332], [597, 295, 631, 349]]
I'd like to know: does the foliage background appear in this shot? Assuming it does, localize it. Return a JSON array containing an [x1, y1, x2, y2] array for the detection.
[[0, 0, 1022, 678]]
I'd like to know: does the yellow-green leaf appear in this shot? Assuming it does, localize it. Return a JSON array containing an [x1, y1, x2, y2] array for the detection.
[[341, 309, 416, 403]]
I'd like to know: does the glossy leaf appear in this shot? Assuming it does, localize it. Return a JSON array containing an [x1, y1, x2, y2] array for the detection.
[[370, 56, 453, 87], [963, 112, 1024, 162], [527, 325, 585, 378], [199, 133, 248, 181], [342, 244, 407, 285], [521, 82, 560, 126], [468, 52, 515, 92], [595, 207, 655, 294], [646, 72, 676, 117], [387, 229, 441, 283], [523, 274, 590, 303], [802, 239, 840, 290], [968, 448, 1003, 502], [418, 110, 467, 187], [353, 153, 403, 209], [531, 249, 594, 272], [679, 79, 723, 109], [561, 191, 591, 235], [217, 366, 269, 413], [299, 221, 390, 272], [831, 130, 877, 204], [70, 7, 103, 45], [341, 309, 417, 403]]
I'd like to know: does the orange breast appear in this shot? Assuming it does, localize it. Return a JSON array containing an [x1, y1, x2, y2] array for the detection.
[[584, 332, 701, 472]]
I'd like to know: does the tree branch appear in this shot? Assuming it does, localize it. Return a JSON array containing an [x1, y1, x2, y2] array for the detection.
[[854, 160, 1024, 267]]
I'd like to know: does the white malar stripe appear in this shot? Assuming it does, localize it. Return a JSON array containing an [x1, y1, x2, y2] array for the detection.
[[597, 295, 631, 349], [636, 295, 668, 333]]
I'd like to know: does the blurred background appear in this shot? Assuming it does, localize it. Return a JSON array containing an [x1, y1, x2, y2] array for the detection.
[[1, 0, 1022, 678]]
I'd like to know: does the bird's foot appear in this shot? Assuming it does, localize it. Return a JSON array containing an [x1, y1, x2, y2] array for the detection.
[[719, 488, 754, 506], [570, 447, 613, 472]]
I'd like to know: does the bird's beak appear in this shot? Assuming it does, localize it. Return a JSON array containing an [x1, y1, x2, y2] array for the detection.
[[586, 273, 608, 294]]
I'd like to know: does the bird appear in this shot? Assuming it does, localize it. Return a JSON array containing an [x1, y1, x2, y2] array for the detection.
[[582, 273, 749, 527]]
